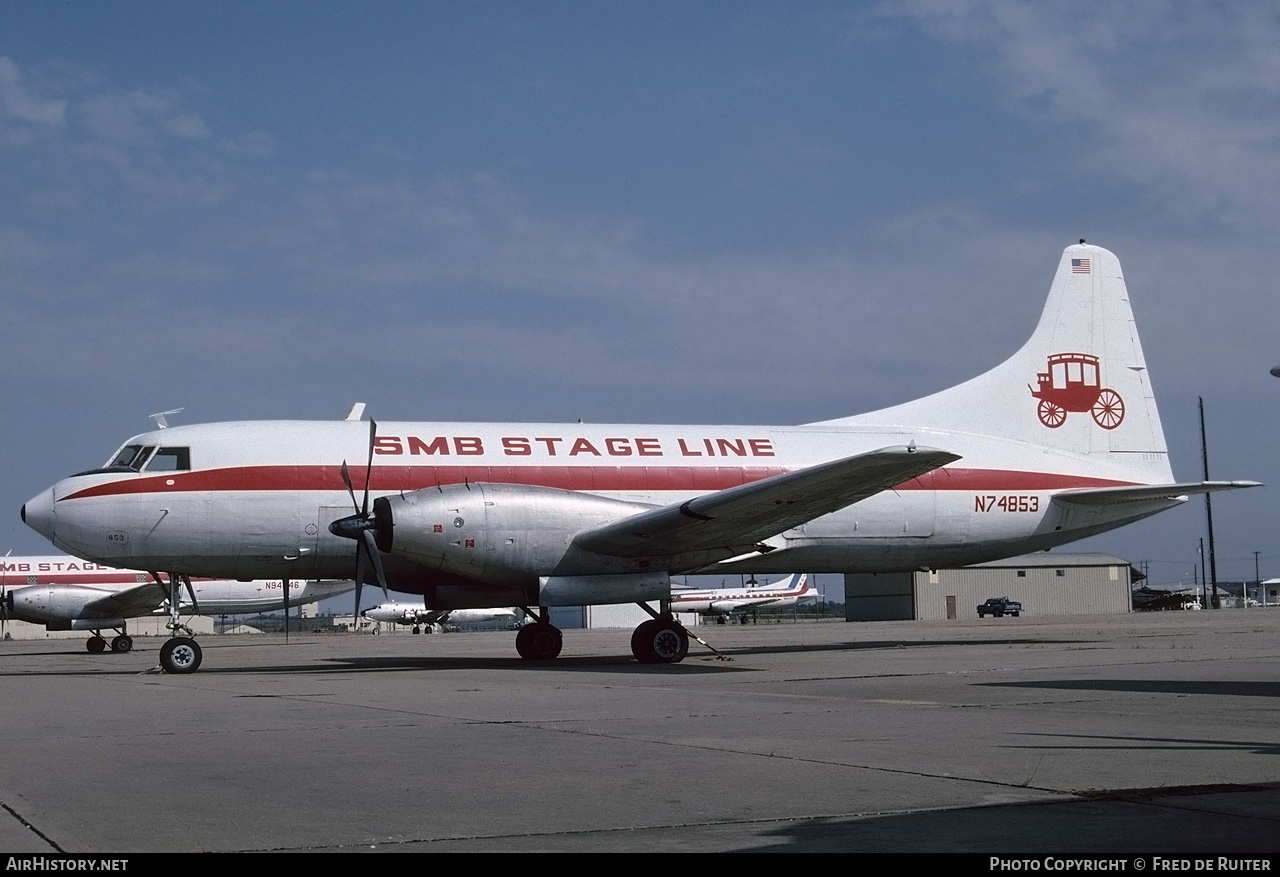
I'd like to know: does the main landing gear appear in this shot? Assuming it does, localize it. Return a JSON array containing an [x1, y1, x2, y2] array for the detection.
[[630, 612, 689, 665], [85, 628, 133, 653], [512, 605, 692, 664], [515, 609, 563, 661]]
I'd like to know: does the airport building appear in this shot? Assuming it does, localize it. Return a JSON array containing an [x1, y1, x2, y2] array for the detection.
[[845, 553, 1135, 621]]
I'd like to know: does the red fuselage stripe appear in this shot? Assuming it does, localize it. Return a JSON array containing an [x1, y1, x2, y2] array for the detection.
[[62, 465, 1134, 501]]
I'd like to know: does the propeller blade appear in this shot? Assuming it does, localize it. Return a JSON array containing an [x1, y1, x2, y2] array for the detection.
[[362, 529, 390, 600], [283, 575, 290, 643], [340, 460, 359, 517], [353, 540, 368, 624], [362, 419, 377, 517]]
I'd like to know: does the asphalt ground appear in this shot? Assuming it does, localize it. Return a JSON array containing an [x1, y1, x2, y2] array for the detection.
[[1, 610, 1278, 854]]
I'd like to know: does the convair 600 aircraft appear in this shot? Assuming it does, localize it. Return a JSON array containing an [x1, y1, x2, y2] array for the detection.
[[0, 555, 353, 669], [670, 574, 817, 624], [361, 602, 522, 633], [22, 244, 1257, 670]]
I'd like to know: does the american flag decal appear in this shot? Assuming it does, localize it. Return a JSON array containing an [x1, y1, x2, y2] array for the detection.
[[1071, 258, 1091, 274]]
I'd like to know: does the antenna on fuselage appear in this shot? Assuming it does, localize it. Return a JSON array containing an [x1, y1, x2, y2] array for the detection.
[[345, 403, 367, 422], [150, 409, 184, 429]]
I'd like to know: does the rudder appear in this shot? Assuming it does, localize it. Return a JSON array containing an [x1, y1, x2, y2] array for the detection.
[[819, 243, 1173, 481]]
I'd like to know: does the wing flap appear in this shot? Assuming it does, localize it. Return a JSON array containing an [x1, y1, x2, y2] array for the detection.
[[573, 445, 959, 559]]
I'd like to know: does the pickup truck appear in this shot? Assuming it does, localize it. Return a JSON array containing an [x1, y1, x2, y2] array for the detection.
[[977, 597, 1022, 618]]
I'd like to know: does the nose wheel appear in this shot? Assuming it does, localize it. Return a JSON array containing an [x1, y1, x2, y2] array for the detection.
[[159, 637, 202, 674]]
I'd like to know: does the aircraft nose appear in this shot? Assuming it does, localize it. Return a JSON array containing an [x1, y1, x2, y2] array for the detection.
[[22, 488, 56, 543]]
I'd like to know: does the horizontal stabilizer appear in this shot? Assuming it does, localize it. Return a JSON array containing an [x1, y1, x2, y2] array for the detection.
[[574, 445, 960, 559], [1052, 481, 1261, 506]]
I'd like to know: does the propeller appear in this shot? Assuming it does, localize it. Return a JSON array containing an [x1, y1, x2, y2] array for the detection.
[[329, 419, 390, 623]]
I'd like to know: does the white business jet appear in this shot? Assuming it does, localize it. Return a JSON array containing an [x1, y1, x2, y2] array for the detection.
[[22, 243, 1258, 670], [361, 602, 522, 633], [670, 573, 817, 624], [0, 555, 353, 668]]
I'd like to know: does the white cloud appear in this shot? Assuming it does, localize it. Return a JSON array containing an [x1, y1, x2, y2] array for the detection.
[[883, 1, 1280, 234], [0, 57, 67, 125]]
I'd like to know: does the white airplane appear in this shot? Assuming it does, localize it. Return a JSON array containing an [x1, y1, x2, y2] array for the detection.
[[361, 601, 522, 633], [0, 555, 354, 666], [670, 573, 817, 624], [21, 243, 1258, 670]]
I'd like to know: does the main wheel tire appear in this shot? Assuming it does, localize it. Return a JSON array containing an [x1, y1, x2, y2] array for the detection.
[[631, 619, 688, 664], [650, 621, 688, 663], [111, 635, 133, 653], [86, 636, 106, 653], [515, 623, 562, 661], [631, 620, 659, 663], [159, 637, 202, 674]]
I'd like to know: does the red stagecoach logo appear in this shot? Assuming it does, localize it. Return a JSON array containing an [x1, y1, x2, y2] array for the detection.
[[1029, 353, 1124, 430]]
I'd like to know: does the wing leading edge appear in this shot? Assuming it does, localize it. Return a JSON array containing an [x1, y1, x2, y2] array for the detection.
[[572, 445, 961, 559]]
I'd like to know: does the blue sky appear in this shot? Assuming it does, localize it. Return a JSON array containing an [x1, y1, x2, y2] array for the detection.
[[2, 2, 1276, 588]]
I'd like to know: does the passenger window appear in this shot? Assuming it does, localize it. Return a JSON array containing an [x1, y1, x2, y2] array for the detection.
[[146, 447, 191, 472]]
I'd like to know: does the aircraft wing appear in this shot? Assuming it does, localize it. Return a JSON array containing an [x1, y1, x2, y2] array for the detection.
[[572, 445, 959, 559], [1052, 481, 1261, 506], [78, 582, 168, 620]]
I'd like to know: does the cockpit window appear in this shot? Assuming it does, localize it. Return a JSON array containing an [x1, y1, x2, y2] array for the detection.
[[145, 447, 191, 472], [108, 445, 155, 471], [72, 444, 158, 477]]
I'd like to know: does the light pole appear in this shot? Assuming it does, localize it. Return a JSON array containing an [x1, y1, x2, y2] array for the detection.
[[1255, 551, 1262, 609]]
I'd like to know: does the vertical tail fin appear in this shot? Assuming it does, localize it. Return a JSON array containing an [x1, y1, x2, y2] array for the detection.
[[821, 243, 1173, 482]]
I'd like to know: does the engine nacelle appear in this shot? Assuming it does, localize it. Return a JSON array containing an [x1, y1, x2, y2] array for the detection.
[[7, 586, 116, 629], [538, 572, 670, 606], [373, 483, 655, 587]]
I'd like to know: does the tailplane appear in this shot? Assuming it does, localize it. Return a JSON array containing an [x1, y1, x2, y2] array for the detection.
[[819, 243, 1174, 483]]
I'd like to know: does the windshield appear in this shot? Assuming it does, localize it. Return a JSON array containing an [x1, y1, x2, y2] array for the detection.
[[108, 445, 154, 471], [71, 444, 157, 477]]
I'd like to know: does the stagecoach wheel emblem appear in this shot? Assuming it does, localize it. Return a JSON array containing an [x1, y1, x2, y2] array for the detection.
[[1091, 389, 1125, 429], [1037, 399, 1066, 428], [1030, 353, 1125, 430]]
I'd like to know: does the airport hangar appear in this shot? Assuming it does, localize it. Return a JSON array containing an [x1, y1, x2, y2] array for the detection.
[[846, 552, 1135, 621]]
